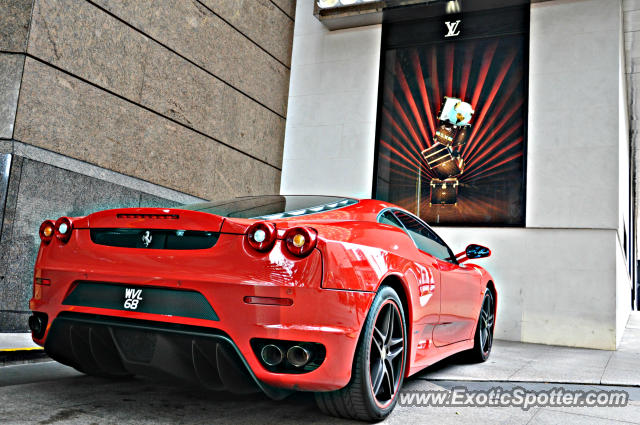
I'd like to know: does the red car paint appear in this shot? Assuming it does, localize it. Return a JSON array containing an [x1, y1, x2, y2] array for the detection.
[[30, 198, 495, 391]]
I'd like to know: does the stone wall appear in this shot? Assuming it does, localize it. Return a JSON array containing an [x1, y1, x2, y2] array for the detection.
[[0, 0, 295, 331]]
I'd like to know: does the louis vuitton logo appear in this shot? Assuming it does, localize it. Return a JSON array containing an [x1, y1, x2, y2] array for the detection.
[[445, 20, 461, 37]]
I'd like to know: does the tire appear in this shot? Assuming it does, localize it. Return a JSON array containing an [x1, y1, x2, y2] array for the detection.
[[315, 286, 407, 422], [466, 288, 495, 363]]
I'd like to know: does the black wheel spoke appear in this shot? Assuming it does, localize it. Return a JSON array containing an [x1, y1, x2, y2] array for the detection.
[[384, 359, 395, 396], [386, 309, 394, 345], [387, 345, 403, 361], [372, 330, 384, 354], [389, 336, 404, 347], [382, 305, 392, 342], [372, 359, 385, 395]]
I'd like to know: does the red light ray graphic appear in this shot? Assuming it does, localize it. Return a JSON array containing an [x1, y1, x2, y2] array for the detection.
[[411, 51, 436, 134], [465, 73, 522, 158], [465, 96, 523, 165], [445, 43, 454, 97], [470, 41, 498, 109], [462, 150, 524, 182], [383, 109, 431, 162], [428, 45, 441, 113], [465, 122, 522, 170], [380, 149, 425, 177], [459, 44, 474, 101], [385, 131, 436, 179], [382, 127, 425, 166], [469, 163, 521, 182], [380, 140, 422, 171], [463, 47, 517, 157], [395, 62, 431, 147], [389, 89, 429, 152]]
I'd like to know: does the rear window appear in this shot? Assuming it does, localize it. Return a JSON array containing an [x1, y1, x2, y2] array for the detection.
[[180, 196, 357, 219]]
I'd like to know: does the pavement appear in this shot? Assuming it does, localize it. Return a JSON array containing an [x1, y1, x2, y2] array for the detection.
[[0, 333, 40, 351], [0, 313, 638, 423], [418, 312, 640, 386]]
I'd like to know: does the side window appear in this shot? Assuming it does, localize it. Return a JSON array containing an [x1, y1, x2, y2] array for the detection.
[[378, 210, 404, 229], [393, 211, 454, 262]]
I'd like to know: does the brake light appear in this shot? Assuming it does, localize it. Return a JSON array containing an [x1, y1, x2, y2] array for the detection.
[[54, 217, 73, 243], [284, 227, 317, 257], [246, 222, 277, 252], [39, 220, 55, 244]]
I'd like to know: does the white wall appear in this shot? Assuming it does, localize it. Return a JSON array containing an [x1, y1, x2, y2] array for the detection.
[[280, 0, 380, 197], [281, 0, 632, 350]]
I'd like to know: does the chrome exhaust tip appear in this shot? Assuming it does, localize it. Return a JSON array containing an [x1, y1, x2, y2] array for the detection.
[[261, 344, 284, 366], [286, 345, 311, 368]]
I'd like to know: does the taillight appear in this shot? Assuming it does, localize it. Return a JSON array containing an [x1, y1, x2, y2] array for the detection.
[[246, 222, 277, 252], [284, 227, 317, 257], [39, 220, 55, 244], [55, 217, 73, 243]]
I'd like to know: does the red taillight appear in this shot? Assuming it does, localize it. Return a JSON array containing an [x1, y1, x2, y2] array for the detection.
[[54, 217, 73, 243], [284, 227, 317, 257], [39, 220, 55, 244], [246, 222, 277, 252], [34, 277, 51, 285]]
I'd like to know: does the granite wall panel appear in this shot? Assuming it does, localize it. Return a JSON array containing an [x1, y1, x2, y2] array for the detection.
[[92, 0, 290, 116], [200, 0, 294, 66], [14, 58, 281, 200], [0, 157, 183, 331], [0, 54, 24, 139], [0, 0, 34, 52], [28, 0, 284, 167], [271, 0, 296, 20]]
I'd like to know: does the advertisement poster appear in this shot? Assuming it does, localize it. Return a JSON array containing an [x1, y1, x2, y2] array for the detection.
[[374, 9, 528, 226]]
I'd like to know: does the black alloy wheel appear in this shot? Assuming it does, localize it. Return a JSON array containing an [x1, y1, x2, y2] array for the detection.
[[369, 300, 405, 407], [315, 286, 407, 422], [468, 288, 494, 362]]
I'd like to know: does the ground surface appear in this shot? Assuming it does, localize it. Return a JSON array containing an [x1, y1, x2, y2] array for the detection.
[[1, 356, 639, 424], [1, 314, 638, 424]]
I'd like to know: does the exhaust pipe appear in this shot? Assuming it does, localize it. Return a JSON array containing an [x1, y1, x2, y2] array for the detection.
[[261, 344, 284, 366], [287, 345, 311, 368], [28, 314, 46, 339]]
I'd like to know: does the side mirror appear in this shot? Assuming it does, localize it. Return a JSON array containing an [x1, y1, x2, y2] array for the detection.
[[455, 244, 491, 263]]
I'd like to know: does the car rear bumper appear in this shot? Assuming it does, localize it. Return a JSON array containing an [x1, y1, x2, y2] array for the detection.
[[43, 312, 291, 399], [30, 232, 376, 392]]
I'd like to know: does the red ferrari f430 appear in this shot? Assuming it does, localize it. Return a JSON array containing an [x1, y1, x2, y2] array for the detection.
[[30, 196, 495, 421]]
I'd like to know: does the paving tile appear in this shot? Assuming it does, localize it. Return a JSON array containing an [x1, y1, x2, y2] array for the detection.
[[507, 345, 612, 384], [601, 351, 640, 386]]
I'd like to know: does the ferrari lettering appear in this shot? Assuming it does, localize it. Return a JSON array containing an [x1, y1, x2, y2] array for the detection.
[[124, 288, 143, 310]]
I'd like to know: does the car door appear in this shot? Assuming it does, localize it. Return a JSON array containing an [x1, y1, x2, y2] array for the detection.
[[377, 210, 440, 365], [392, 211, 480, 347]]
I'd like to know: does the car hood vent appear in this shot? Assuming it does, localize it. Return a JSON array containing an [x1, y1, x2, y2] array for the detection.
[[90, 228, 219, 250]]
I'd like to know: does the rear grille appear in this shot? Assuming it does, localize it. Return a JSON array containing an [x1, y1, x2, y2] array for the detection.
[[90, 228, 219, 249]]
